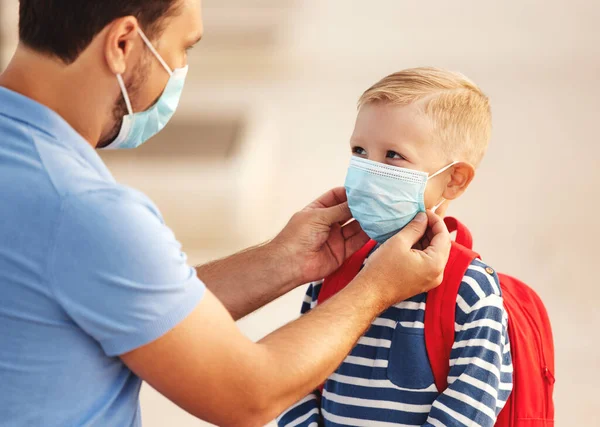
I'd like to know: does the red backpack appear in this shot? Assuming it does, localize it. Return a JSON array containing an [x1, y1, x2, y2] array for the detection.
[[317, 217, 555, 426]]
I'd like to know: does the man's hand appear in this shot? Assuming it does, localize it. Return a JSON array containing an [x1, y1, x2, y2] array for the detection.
[[353, 210, 451, 308], [272, 187, 369, 285], [197, 187, 366, 320]]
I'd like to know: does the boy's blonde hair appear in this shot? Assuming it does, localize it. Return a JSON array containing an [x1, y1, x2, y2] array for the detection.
[[358, 67, 492, 166]]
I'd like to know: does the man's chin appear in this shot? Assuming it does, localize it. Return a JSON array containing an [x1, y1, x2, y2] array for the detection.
[[97, 124, 122, 149]]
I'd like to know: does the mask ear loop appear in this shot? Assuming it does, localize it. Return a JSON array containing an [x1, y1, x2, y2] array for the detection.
[[428, 161, 459, 213], [432, 198, 446, 213], [427, 161, 460, 181], [115, 26, 174, 117], [116, 74, 133, 115], [137, 28, 173, 76]]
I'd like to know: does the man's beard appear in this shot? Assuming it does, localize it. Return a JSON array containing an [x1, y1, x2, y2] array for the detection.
[[97, 56, 152, 148]]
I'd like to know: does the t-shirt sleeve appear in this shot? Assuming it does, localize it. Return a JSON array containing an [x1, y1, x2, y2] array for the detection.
[[47, 188, 206, 357]]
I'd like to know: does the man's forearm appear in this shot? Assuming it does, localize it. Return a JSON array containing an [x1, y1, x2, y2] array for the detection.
[[196, 242, 300, 320], [250, 275, 387, 422]]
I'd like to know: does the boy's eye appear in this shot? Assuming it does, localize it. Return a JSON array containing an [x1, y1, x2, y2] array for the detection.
[[352, 146, 367, 156], [386, 150, 406, 160]]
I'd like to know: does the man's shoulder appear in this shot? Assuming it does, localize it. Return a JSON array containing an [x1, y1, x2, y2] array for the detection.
[[1, 111, 162, 250], [49, 183, 191, 305], [19, 123, 161, 228], [6, 110, 119, 201], [58, 184, 164, 243]]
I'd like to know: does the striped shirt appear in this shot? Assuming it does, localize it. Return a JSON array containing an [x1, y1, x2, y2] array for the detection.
[[277, 257, 513, 427]]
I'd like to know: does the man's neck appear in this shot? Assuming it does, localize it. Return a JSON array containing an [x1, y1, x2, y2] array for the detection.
[[0, 45, 108, 148]]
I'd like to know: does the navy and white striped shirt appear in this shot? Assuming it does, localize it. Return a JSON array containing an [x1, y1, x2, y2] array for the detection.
[[278, 257, 513, 427]]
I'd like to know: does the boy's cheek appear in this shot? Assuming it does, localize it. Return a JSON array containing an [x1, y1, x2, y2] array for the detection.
[[423, 185, 443, 210]]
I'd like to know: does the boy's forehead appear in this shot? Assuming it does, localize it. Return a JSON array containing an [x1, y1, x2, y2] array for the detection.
[[352, 102, 433, 147]]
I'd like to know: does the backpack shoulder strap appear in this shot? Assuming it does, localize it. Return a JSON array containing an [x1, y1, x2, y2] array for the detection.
[[425, 217, 479, 393], [317, 240, 377, 305], [443, 216, 473, 249]]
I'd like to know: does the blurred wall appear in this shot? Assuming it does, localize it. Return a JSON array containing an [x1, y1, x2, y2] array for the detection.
[[1, 1, 599, 425]]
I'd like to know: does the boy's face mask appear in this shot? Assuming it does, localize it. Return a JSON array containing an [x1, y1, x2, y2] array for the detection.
[[345, 156, 457, 243], [103, 28, 188, 150]]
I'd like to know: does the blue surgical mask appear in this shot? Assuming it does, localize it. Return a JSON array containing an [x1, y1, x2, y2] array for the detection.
[[103, 28, 188, 150], [345, 156, 458, 243]]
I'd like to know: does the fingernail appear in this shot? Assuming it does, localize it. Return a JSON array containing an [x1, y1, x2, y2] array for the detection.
[[414, 212, 427, 223]]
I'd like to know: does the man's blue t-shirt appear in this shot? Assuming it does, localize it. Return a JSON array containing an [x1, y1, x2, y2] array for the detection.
[[0, 87, 206, 426]]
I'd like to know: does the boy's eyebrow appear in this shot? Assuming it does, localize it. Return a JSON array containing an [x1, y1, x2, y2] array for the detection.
[[349, 136, 367, 145], [350, 135, 417, 157]]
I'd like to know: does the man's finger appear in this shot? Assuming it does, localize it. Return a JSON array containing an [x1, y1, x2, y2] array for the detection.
[[389, 212, 428, 248], [341, 219, 362, 240], [342, 221, 369, 257], [320, 201, 352, 225], [305, 187, 347, 210], [418, 235, 431, 251], [345, 232, 370, 257], [425, 226, 435, 244], [423, 210, 451, 261]]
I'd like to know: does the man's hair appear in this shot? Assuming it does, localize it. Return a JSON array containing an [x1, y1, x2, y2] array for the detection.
[[359, 67, 492, 166], [18, 0, 180, 64]]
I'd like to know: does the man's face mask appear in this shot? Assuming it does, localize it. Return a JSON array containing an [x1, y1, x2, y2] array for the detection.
[[345, 156, 457, 243], [102, 28, 188, 150]]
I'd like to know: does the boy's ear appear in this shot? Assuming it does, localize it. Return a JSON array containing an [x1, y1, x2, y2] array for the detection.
[[442, 162, 475, 201]]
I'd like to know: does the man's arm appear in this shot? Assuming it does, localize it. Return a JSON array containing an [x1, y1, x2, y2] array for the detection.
[[196, 242, 296, 321], [197, 188, 370, 320], [122, 211, 451, 427]]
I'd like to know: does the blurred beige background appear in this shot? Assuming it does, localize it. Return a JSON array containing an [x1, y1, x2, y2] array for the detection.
[[2, 0, 599, 425]]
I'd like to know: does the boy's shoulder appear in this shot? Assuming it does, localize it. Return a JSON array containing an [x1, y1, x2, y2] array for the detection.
[[456, 258, 504, 317]]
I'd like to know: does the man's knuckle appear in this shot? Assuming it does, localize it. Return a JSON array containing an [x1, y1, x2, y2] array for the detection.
[[390, 236, 403, 248], [407, 224, 420, 234]]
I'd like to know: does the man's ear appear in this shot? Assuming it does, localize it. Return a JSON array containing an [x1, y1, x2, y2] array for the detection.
[[442, 162, 475, 201], [103, 17, 141, 76]]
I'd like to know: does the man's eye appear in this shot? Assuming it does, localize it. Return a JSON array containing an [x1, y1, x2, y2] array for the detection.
[[386, 150, 405, 160], [352, 146, 367, 156]]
